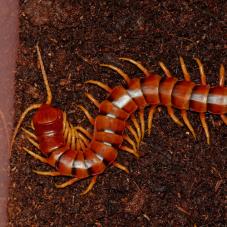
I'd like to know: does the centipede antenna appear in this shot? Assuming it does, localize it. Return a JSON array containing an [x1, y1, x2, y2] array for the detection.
[[179, 57, 191, 81], [100, 64, 131, 84], [194, 58, 206, 85], [159, 61, 172, 78], [77, 105, 95, 125], [85, 80, 112, 93], [36, 45, 52, 105], [85, 93, 100, 108], [10, 103, 42, 153], [219, 64, 225, 87], [119, 57, 150, 77]]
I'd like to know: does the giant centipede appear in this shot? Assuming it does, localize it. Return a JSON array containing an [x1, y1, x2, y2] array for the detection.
[[11, 46, 226, 195]]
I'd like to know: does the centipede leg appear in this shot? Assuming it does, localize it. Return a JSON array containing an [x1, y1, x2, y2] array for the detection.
[[119, 57, 150, 77], [139, 109, 145, 139], [148, 105, 156, 136], [181, 110, 196, 139], [22, 127, 37, 140], [100, 64, 130, 84], [78, 105, 95, 125], [85, 80, 112, 93], [120, 145, 140, 158], [127, 125, 140, 148], [167, 106, 183, 126], [159, 61, 172, 78], [194, 58, 206, 85], [55, 178, 80, 189], [23, 147, 47, 163], [199, 113, 210, 144], [76, 126, 92, 139], [26, 136, 40, 149], [85, 93, 100, 108], [219, 64, 225, 87], [179, 57, 191, 81], [221, 115, 227, 125], [131, 114, 141, 142], [80, 176, 97, 195], [33, 170, 61, 176], [123, 134, 137, 153], [113, 162, 129, 174]]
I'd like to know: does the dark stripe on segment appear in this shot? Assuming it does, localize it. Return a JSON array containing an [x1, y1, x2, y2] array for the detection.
[[90, 140, 118, 166], [57, 149, 78, 175], [72, 150, 89, 179], [127, 78, 147, 109], [207, 87, 227, 114], [108, 86, 138, 114], [171, 81, 196, 110], [84, 149, 106, 175], [141, 74, 161, 105], [159, 77, 178, 106], [47, 145, 69, 167], [189, 85, 210, 112]]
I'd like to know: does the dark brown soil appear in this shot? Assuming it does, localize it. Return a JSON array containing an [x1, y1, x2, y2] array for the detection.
[[9, 1, 226, 226]]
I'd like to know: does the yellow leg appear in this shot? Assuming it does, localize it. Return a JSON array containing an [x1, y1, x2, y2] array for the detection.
[[139, 109, 145, 139], [33, 170, 61, 176], [167, 106, 183, 126], [26, 136, 40, 149], [22, 128, 37, 140], [100, 64, 131, 84], [194, 58, 206, 85], [200, 113, 210, 144], [120, 145, 140, 158], [123, 134, 137, 153], [159, 61, 172, 78], [179, 57, 191, 81], [23, 147, 47, 163], [85, 80, 112, 93], [80, 176, 97, 195], [113, 162, 129, 174], [55, 177, 80, 189], [131, 114, 141, 141], [219, 64, 225, 87], [221, 114, 227, 125], [75, 126, 92, 139], [78, 132, 90, 146], [148, 105, 156, 136], [77, 105, 95, 125], [181, 110, 196, 139], [127, 125, 140, 148], [119, 57, 150, 77], [71, 123, 76, 150], [10, 103, 42, 152], [85, 93, 100, 108]]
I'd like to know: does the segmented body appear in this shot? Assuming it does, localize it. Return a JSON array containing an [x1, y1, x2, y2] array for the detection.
[[12, 46, 226, 194]]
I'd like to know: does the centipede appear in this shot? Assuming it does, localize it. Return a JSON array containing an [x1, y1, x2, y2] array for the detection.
[[11, 45, 226, 195]]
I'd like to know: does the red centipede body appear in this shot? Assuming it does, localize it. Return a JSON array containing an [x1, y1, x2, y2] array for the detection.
[[12, 46, 226, 194]]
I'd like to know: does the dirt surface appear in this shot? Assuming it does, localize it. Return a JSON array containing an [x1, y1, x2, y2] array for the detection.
[[8, 1, 226, 226]]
